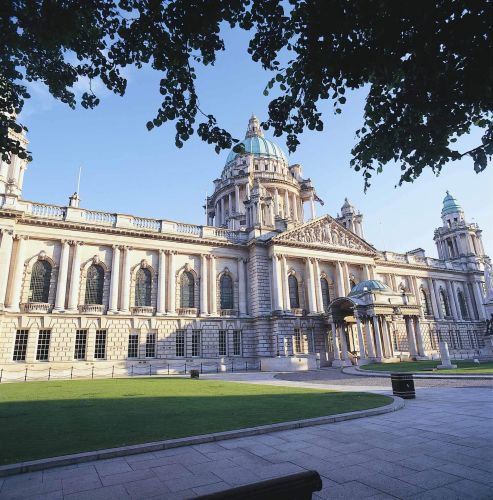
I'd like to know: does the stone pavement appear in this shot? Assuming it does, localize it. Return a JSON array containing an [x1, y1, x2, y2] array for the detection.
[[0, 370, 492, 500]]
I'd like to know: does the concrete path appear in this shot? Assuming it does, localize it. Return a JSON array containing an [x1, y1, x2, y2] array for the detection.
[[0, 370, 492, 499]]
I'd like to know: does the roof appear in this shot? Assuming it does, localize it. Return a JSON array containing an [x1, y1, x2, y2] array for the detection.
[[441, 191, 462, 216]]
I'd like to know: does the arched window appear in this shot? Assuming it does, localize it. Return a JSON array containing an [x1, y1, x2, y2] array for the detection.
[[85, 265, 104, 305], [29, 260, 52, 303], [220, 274, 234, 310], [288, 275, 300, 309], [457, 290, 469, 319], [439, 288, 450, 317], [180, 271, 195, 308], [321, 277, 330, 310], [135, 268, 152, 307], [420, 288, 432, 316]]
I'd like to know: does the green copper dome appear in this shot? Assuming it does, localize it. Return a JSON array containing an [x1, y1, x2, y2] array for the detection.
[[348, 280, 393, 297], [441, 191, 462, 216], [225, 115, 288, 166]]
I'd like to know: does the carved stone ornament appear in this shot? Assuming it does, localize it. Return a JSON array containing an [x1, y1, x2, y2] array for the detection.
[[273, 215, 374, 253], [92, 255, 100, 265], [184, 263, 190, 272], [141, 259, 148, 269], [224, 267, 230, 273], [38, 250, 47, 260]]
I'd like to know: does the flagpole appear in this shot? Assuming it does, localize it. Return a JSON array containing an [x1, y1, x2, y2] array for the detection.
[[76, 165, 82, 195]]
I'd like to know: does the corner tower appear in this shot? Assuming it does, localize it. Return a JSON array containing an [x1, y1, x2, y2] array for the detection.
[[206, 115, 321, 233], [434, 191, 485, 261], [336, 198, 364, 238]]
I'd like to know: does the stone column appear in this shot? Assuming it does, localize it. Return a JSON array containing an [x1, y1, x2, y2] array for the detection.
[[364, 317, 376, 358], [428, 278, 440, 319], [120, 246, 131, 313], [306, 258, 317, 314], [432, 279, 444, 319], [274, 188, 279, 216], [464, 284, 475, 320], [282, 255, 290, 311], [220, 197, 225, 225], [336, 261, 345, 297], [228, 193, 232, 218], [331, 322, 341, 361], [234, 184, 240, 213], [339, 324, 350, 361], [157, 249, 166, 315], [405, 317, 418, 356], [381, 317, 393, 358], [291, 193, 298, 221], [245, 182, 251, 199], [372, 316, 384, 359], [446, 281, 458, 319], [200, 254, 208, 315], [0, 229, 14, 309], [269, 202, 275, 227], [168, 251, 176, 314], [355, 315, 367, 359], [7, 235, 26, 311], [271, 255, 283, 312], [314, 259, 324, 313], [310, 195, 316, 219], [473, 281, 486, 319], [284, 190, 290, 219], [209, 255, 217, 315], [67, 241, 82, 311], [54, 240, 70, 311], [238, 258, 247, 316], [108, 245, 121, 313], [414, 317, 425, 356]]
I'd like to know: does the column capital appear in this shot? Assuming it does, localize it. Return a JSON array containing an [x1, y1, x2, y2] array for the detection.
[[14, 234, 28, 241], [0, 228, 14, 236], [237, 257, 248, 264], [69, 240, 84, 246]]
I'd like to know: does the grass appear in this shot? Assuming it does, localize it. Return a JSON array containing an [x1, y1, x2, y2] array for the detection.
[[0, 378, 391, 465], [360, 360, 493, 374]]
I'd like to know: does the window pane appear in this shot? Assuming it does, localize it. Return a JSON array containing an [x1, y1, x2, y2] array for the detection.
[[176, 330, 185, 357], [74, 330, 87, 360], [180, 272, 194, 308], [321, 278, 330, 309], [288, 275, 299, 308], [219, 330, 227, 356], [232, 331, 242, 356], [146, 332, 156, 358], [220, 275, 234, 309], [135, 268, 152, 307], [191, 330, 201, 357], [293, 328, 301, 353], [36, 330, 51, 361], [94, 329, 107, 359], [85, 265, 104, 305], [29, 260, 51, 303], [128, 334, 139, 358], [13, 330, 29, 361]]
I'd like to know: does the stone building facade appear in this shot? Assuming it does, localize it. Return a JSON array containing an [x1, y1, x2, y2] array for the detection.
[[0, 116, 491, 371]]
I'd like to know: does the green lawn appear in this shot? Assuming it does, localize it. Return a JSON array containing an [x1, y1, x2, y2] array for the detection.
[[0, 378, 391, 465], [361, 360, 493, 374]]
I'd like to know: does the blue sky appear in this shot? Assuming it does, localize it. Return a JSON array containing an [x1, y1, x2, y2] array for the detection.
[[19, 28, 492, 258]]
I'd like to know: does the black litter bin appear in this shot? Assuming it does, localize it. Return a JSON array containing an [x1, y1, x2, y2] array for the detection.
[[390, 373, 415, 399], [190, 369, 200, 379]]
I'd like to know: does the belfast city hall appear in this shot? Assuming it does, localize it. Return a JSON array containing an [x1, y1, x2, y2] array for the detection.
[[0, 115, 492, 374]]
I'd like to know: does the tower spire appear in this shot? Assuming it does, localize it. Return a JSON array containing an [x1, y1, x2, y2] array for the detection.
[[245, 115, 264, 138]]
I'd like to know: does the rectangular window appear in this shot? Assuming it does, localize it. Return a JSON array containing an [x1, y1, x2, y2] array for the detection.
[[128, 333, 139, 358], [94, 329, 107, 359], [74, 330, 87, 360], [36, 330, 51, 361], [191, 330, 201, 357], [232, 330, 242, 356], [13, 330, 29, 361], [176, 330, 185, 357], [145, 332, 156, 358], [293, 328, 302, 353], [218, 330, 227, 356]]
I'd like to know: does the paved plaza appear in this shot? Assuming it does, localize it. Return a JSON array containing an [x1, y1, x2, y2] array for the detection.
[[0, 370, 492, 500]]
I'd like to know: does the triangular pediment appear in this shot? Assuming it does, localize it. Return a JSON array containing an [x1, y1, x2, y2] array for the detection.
[[272, 215, 376, 254]]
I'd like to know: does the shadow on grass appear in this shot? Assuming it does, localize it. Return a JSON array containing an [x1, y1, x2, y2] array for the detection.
[[0, 388, 391, 465]]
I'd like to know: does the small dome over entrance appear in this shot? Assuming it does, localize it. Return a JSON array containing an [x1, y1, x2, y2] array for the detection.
[[348, 279, 393, 297]]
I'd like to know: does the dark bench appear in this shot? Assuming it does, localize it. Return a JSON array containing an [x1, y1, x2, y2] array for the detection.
[[195, 470, 322, 499]]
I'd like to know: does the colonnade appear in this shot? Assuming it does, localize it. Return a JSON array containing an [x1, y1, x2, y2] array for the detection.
[[271, 254, 374, 313], [0, 231, 249, 316], [331, 313, 426, 363]]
